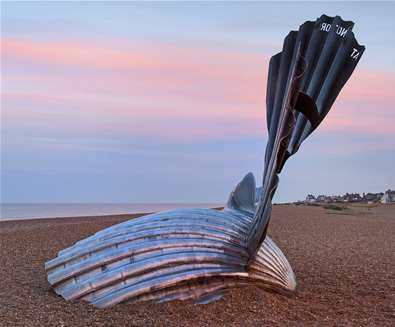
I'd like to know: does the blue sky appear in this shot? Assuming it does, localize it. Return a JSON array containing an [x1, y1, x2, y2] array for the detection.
[[1, 1, 394, 203]]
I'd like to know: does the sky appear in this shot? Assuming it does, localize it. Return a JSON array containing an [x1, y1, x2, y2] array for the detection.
[[1, 1, 394, 204]]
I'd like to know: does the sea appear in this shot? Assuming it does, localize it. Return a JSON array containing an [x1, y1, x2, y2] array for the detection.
[[0, 203, 223, 221]]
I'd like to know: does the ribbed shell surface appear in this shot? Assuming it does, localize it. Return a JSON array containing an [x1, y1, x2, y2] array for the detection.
[[45, 208, 294, 308]]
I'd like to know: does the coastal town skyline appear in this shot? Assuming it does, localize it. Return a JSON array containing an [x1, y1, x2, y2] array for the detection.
[[303, 189, 395, 204]]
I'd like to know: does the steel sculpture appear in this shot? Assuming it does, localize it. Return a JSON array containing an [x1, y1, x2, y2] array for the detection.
[[45, 15, 364, 308]]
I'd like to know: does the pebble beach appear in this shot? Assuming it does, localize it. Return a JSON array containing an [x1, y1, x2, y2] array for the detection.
[[1, 204, 394, 326]]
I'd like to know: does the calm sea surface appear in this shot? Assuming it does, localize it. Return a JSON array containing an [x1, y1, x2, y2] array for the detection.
[[0, 203, 223, 221]]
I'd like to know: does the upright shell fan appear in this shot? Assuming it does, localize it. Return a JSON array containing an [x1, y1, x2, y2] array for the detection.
[[248, 14, 365, 256], [44, 15, 364, 308]]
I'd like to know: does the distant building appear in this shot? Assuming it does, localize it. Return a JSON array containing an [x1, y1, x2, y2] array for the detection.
[[331, 195, 342, 203], [363, 192, 383, 203], [305, 194, 316, 203], [381, 190, 395, 203], [342, 193, 362, 203]]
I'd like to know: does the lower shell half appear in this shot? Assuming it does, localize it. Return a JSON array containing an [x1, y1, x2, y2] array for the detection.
[[45, 208, 296, 308]]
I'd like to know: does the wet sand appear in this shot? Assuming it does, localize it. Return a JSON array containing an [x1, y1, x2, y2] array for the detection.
[[0, 204, 394, 326]]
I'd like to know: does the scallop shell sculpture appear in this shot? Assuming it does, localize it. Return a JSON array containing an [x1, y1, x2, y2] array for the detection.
[[45, 15, 364, 308]]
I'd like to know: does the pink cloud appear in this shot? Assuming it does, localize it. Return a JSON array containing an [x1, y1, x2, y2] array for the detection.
[[2, 37, 266, 84], [2, 36, 395, 143]]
